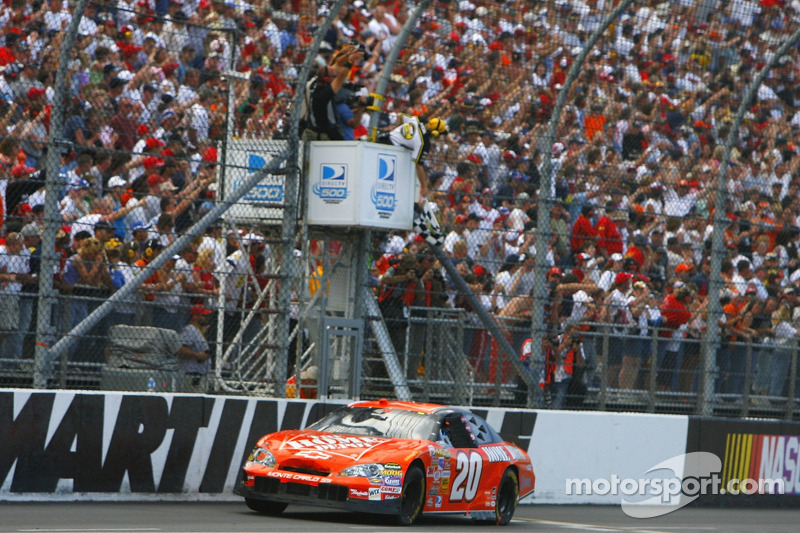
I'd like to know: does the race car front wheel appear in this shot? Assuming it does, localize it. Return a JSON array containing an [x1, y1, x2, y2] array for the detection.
[[245, 497, 289, 516], [397, 465, 425, 525], [494, 469, 519, 525]]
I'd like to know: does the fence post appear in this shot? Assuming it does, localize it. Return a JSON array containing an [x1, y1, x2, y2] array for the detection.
[[529, 0, 637, 409], [34, 0, 91, 388]]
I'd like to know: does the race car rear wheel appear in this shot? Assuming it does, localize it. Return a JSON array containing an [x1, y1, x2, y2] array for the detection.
[[397, 465, 425, 525], [494, 469, 519, 525], [245, 497, 288, 516]]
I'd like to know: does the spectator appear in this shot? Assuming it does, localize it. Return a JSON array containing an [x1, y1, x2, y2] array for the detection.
[[62, 237, 114, 365], [177, 304, 213, 393], [0, 232, 28, 362]]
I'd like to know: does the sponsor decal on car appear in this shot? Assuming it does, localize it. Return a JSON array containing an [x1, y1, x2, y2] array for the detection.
[[426, 466, 439, 477], [505, 445, 528, 461], [427, 496, 434, 507], [433, 469, 442, 481], [483, 445, 511, 463], [384, 494, 400, 500], [438, 477, 450, 495], [435, 496, 442, 508], [265, 471, 332, 484], [432, 448, 451, 459], [350, 489, 368, 498], [368, 487, 381, 501], [368, 477, 383, 485], [384, 462, 401, 470], [384, 476, 402, 487], [283, 435, 385, 452], [381, 486, 401, 494], [381, 469, 402, 476]]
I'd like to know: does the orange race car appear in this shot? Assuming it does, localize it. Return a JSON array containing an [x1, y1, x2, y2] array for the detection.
[[234, 399, 535, 525]]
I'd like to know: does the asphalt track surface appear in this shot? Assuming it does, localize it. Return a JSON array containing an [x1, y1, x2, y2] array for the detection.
[[1, 502, 799, 533]]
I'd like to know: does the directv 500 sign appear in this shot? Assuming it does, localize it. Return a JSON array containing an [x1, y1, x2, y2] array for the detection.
[[312, 163, 349, 203], [371, 153, 397, 218]]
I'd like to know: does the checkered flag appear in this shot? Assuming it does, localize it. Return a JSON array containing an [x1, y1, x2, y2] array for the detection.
[[413, 202, 444, 247]]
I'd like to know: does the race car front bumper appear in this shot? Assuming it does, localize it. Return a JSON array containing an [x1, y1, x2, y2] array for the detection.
[[234, 476, 402, 515]]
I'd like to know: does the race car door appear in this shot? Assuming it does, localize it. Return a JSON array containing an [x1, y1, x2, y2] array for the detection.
[[438, 411, 492, 512]]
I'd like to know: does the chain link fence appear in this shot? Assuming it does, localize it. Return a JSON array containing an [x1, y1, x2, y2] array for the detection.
[[0, 0, 798, 419]]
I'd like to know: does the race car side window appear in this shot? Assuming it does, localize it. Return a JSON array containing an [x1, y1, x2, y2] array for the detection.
[[462, 412, 503, 445], [439, 412, 477, 448]]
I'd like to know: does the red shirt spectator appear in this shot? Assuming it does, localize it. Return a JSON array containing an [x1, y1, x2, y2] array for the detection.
[[659, 289, 692, 338], [595, 209, 626, 256], [571, 205, 597, 253]]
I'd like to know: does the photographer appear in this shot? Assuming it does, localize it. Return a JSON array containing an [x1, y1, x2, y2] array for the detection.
[[549, 325, 586, 409], [304, 44, 364, 141], [377, 254, 417, 357], [333, 83, 370, 140]]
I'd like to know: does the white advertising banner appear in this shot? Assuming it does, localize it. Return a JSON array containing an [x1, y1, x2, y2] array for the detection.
[[527, 410, 689, 504], [306, 141, 415, 230], [222, 139, 293, 223]]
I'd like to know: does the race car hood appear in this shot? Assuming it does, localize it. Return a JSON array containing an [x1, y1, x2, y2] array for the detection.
[[260, 430, 428, 473]]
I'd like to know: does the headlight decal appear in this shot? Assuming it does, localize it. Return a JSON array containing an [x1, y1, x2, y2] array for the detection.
[[338, 463, 385, 478], [250, 447, 277, 467]]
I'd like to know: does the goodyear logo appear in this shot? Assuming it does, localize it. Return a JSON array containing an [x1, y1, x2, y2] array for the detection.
[[313, 163, 348, 203], [371, 153, 397, 215]]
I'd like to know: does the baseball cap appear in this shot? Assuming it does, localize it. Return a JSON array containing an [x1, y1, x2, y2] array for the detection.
[[615, 272, 633, 285], [146, 173, 164, 187], [143, 156, 165, 169], [158, 109, 176, 124], [145, 137, 166, 150], [20, 223, 42, 238], [11, 164, 36, 178], [68, 178, 90, 190], [131, 221, 151, 232], [191, 304, 213, 316], [675, 263, 693, 274], [548, 266, 563, 277], [610, 253, 624, 262], [95, 220, 115, 232], [107, 176, 127, 188]]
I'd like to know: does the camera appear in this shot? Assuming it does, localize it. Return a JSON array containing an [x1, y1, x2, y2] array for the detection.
[[337, 83, 374, 108], [352, 40, 372, 60]]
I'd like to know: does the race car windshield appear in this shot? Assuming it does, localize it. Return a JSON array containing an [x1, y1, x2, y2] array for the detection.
[[307, 407, 439, 441]]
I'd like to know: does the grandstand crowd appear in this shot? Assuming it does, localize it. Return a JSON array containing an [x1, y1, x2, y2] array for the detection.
[[0, 0, 800, 401]]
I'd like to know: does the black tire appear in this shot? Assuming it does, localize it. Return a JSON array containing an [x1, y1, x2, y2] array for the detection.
[[245, 497, 288, 516], [397, 465, 425, 525], [494, 469, 519, 525]]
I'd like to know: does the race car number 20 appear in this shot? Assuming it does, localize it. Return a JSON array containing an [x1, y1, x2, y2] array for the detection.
[[449, 451, 482, 502]]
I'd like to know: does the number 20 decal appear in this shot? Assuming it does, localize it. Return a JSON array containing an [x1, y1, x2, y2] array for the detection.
[[449, 451, 483, 502]]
